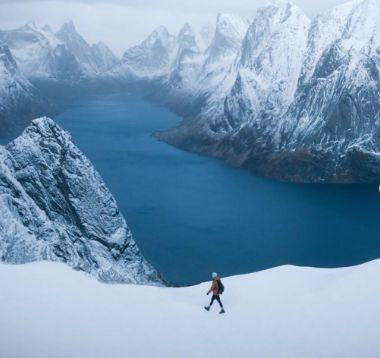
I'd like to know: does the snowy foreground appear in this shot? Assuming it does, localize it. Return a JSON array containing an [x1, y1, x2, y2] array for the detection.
[[1, 261, 380, 358]]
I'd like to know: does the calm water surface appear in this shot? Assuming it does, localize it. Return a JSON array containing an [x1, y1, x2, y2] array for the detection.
[[55, 93, 380, 285]]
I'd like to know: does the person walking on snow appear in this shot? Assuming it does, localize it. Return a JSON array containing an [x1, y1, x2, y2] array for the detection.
[[204, 272, 225, 314]]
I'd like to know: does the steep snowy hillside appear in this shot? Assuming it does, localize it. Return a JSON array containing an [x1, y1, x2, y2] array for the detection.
[[193, 13, 250, 124], [56, 22, 119, 75], [156, 23, 204, 108], [91, 41, 119, 72], [197, 24, 215, 51], [1, 260, 380, 357], [0, 117, 163, 285], [0, 23, 81, 81], [273, 0, 380, 181], [225, 3, 310, 131], [159, 14, 249, 115], [0, 22, 119, 82], [120, 26, 177, 78], [157, 0, 380, 183], [0, 41, 47, 137]]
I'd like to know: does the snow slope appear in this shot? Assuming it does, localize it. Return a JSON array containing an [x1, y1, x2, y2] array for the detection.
[[1, 260, 379, 358], [156, 14, 249, 119], [120, 26, 177, 78]]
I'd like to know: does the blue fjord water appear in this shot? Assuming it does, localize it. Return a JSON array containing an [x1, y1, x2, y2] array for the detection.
[[55, 93, 380, 285]]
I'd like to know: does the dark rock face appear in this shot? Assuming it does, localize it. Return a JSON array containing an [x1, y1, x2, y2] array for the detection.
[[0, 117, 165, 285]]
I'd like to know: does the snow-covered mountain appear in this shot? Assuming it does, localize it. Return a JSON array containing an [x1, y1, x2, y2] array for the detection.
[[272, 0, 380, 181], [0, 117, 164, 285], [0, 22, 119, 82], [225, 3, 310, 132], [0, 23, 81, 82], [157, 0, 380, 183], [111, 20, 229, 87], [157, 14, 249, 116], [56, 21, 119, 75], [91, 41, 119, 72], [120, 26, 177, 78], [0, 41, 47, 137]]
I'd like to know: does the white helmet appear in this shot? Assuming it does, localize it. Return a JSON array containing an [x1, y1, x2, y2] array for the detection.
[[212, 272, 218, 278]]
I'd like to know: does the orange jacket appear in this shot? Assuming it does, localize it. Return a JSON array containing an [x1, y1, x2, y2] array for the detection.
[[208, 278, 219, 296]]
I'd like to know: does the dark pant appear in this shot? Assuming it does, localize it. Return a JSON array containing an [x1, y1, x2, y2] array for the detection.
[[210, 294, 223, 308]]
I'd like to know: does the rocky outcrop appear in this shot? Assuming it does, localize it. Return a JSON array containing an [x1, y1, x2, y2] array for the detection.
[[0, 117, 164, 285]]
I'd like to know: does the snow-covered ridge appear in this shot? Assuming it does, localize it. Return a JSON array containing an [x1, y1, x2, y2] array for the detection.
[[0, 117, 164, 285], [154, 0, 380, 182], [0, 21, 119, 82], [0, 40, 47, 137], [1, 259, 380, 357]]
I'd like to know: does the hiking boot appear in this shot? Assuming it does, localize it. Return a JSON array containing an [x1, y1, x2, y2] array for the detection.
[[204, 306, 210, 311], [219, 309, 225, 314]]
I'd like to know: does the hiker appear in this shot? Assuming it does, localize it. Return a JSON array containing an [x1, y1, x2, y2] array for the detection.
[[204, 272, 225, 314]]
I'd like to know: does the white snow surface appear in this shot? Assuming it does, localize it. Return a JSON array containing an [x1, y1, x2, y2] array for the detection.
[[1, 260, 380, 358]]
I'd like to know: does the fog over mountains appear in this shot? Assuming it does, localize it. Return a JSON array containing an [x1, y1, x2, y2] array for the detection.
[[0, 22, 118, 82], [2, 0, 380, 182]]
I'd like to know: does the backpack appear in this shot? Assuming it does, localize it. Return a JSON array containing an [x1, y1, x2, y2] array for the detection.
[[217, 279, 225, 294]]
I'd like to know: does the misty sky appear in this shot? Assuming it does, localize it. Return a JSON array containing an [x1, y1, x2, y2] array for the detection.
[[0, 0, 349, 56]]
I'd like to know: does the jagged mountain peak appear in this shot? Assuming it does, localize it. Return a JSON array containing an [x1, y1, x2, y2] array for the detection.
[[205, 13, 249, 64], [177, 23, 198, 52], [221, 0, 310, 132], [214, 13, 250, 41], [1, 117, 164, 284], [178, 22, 193, 36], [177, 23, 194, 40], [91, 41, 119, 70], [122, 25, 177, 77], [95, 40, 108, 49], [22, 21, 38, 31], [340, 0, 380, 45], [148, 25, 172, 40], [23, 117, 72, 145], [56, 21, 86, 44], [0, 40, 18, 74], [57, 21, 77, 34], [240, 1, 310, 67], [198, 24, 215, 50], [41, 24, 53, 33], [0, 40, 46, 137], [133, 25, 176, 50], [258, 1, 309, 19]]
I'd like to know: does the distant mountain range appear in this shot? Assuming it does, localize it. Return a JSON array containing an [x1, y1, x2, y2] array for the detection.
[[0, 22, 118, 82], [2, 0, 380, 182], [0, 21, 120, 137]]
